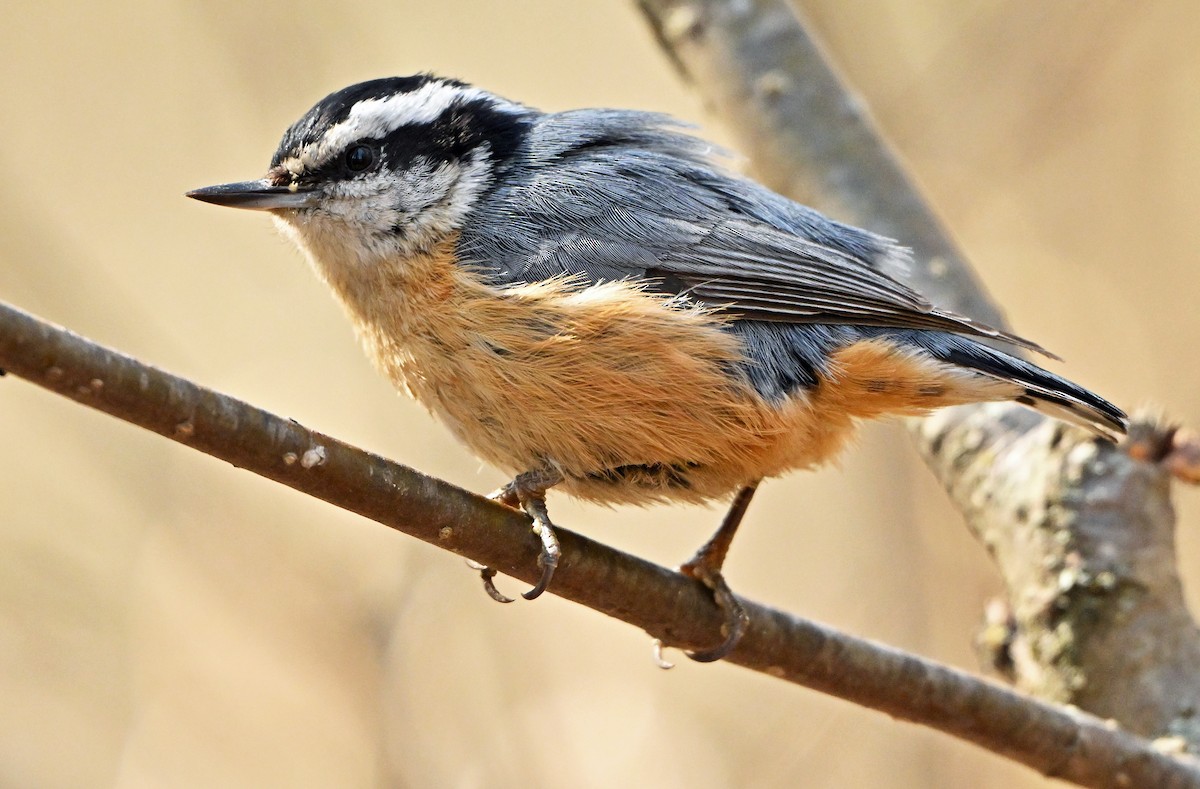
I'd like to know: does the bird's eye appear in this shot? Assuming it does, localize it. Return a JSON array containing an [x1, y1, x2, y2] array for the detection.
[[345, 144, 376, 172]]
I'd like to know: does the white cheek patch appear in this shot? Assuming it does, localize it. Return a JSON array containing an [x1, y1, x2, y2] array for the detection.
[[275, 146, 496, 268], [396, 149, 494, 247]]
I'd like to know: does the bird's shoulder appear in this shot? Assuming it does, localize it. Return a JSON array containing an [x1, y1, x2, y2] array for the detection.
[[457, 109, 1045, 354], [463, 108, 900, 281]]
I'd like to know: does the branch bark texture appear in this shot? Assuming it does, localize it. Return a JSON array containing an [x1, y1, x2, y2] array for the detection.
[[637, 0, 1200, 755], [1, 300, 1198, 788], [919, 407, 1200, 745]]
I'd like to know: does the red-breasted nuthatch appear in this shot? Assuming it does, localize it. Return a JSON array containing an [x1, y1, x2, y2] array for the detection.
[[189, 75, 1126, 661]]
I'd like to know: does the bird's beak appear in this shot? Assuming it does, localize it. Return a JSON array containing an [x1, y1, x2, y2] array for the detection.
[[186, 179, 319, 211]]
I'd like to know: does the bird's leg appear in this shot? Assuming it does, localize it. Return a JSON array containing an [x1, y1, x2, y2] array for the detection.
[[472, 468, 564, 602], [678, 484, 758, 662]]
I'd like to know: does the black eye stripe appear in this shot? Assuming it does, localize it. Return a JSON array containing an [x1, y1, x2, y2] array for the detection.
[[273, 92, 531, 181], [369, 100, 530, 171]]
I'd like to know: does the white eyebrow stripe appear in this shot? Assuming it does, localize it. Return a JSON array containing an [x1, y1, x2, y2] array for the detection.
[[309, 81, 522, 169]]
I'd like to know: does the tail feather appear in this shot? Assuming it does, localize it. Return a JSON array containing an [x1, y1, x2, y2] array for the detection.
[[1011, 383, 1127, 441], [913, 333, 1128, 440]]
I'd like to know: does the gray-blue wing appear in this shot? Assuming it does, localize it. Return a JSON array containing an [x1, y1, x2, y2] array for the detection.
[[458, 109, 1050, 356]]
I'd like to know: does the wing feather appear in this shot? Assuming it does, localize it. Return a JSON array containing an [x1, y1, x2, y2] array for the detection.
[[462, 110, 1055, 358]]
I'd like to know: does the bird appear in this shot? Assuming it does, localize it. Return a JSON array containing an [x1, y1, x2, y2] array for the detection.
[[188, 74, 1127, 661]]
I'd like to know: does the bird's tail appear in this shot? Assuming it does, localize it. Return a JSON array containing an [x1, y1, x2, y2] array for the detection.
[[913, 332, 1128, 440]]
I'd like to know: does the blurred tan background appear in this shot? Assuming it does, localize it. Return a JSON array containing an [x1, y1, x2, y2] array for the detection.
[[1, 2, 1197, 787]]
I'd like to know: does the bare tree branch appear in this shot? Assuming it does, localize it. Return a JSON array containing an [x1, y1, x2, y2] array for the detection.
[[2, 298, 1199, 787], [636, 0, 1200, 753]]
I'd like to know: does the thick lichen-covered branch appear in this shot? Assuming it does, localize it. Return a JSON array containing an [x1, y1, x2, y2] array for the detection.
[[919, 405, 1200, 747]]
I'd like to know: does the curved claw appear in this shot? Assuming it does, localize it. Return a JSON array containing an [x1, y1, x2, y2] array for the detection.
[[521, 565, 555, 600], [520, 510, 561, 600], [466, 560, 515, 604], [681, 564, 750, 663], [651, 639, 676, 670]]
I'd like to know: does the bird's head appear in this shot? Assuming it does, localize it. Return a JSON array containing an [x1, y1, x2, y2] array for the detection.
[[188, 75, 533, 268]]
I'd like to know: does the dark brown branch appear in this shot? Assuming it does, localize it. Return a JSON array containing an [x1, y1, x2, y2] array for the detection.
[[636, 0, 1200, 759], [2, 300, 1199, 787]]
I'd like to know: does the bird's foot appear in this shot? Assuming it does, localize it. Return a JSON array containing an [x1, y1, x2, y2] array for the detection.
[[466, 559, 514, 604], [470, 469, 563, 602], [518, 494, 561, 599], [661, 485, 757, 664], [678, 553, 750, 663]]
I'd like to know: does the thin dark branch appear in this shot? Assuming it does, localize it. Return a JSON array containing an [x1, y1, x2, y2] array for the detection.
[[636, 0, 1200, 755], [1, 301, 1198, 788]]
